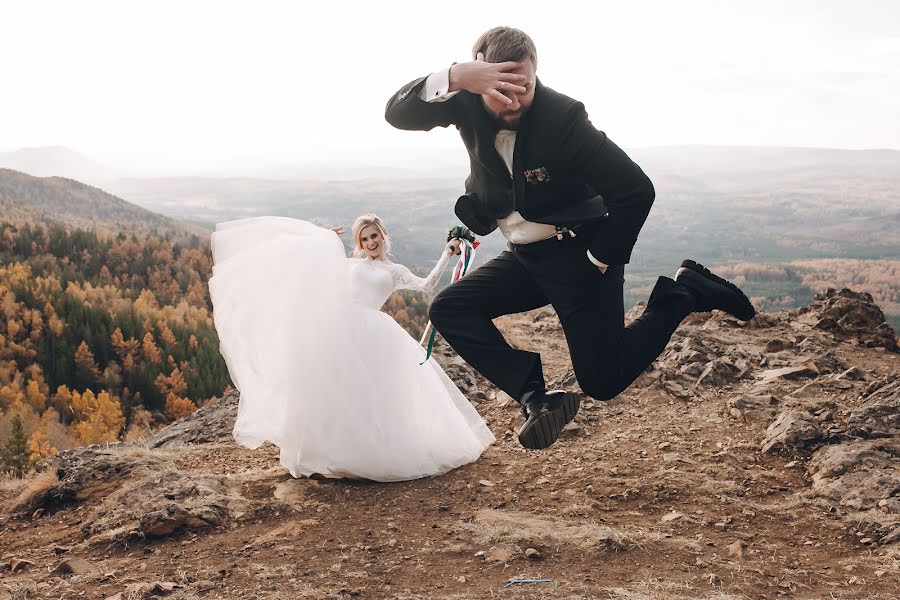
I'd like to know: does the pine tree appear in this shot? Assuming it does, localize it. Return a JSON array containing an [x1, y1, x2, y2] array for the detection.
[[74, 340, 102, 390], [142, 332, 162, 365], [1, 414, 31, 477]]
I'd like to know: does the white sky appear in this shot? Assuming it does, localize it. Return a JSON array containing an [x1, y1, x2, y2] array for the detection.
[[2, 0, 899, 173]]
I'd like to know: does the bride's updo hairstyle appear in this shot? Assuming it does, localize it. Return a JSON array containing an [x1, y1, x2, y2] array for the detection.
[[351, 213, 391, 258]]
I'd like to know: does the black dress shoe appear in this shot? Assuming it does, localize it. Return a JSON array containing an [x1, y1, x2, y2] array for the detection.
[[517, 389, 580, 450], [675, 259, 756, 321]]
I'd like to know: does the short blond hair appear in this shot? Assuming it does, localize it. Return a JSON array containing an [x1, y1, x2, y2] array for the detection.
[[351, 213, 391, 257]]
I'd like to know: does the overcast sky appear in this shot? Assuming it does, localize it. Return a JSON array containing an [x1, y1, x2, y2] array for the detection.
[[2, 0, 898, 174]]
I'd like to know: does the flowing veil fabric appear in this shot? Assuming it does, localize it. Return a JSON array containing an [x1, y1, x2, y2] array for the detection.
[[209, 217, 494, 481]]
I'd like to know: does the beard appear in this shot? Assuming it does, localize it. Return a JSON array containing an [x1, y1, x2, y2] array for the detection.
[[485, 101, 530, 131], [491, 110, 525, 130]]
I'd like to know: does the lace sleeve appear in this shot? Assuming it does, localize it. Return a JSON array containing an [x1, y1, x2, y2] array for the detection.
[[391, 245, 454, 292]]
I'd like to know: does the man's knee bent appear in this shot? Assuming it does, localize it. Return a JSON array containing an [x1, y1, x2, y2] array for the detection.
[[575, 370, 622, 401], [428, 289, 461, 328]]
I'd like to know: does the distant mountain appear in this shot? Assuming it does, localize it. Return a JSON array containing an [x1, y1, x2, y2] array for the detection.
[[0, 146, 115, 185], [0, 169, 207, 241], [632, 146, 900, 193]]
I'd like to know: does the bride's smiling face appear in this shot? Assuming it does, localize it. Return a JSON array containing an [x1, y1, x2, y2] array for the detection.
[[359, 224, 385, 260]]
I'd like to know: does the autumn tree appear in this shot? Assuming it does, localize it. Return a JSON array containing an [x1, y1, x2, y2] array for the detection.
[[74, 340, 102, 390], [155, 367, 187, 399], [142, 332, 162, 365], [158, 322, 177, 348], [25, 379, 46, 412], [72, 390, 125, 444], [165, 393, 196, 421]]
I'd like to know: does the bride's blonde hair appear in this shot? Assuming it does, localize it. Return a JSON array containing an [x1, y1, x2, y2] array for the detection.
[[351, 213, 391, 257]]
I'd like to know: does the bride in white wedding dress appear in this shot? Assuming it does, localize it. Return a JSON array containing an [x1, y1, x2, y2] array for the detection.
[[208, 214, 495, 481]]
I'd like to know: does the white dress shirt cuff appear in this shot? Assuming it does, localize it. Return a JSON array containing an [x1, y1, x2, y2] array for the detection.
[[586, 250, 609, 271], [419, 68, 460, 102]]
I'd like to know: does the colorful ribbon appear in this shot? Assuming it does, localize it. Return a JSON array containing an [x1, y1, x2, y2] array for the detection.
[[420, 238, 479, 363]]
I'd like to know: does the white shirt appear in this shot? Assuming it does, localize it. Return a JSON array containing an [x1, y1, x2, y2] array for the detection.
[[420, 69, 607, 269]]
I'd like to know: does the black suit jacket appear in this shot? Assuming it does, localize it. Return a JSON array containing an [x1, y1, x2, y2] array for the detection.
[[385, 76, 655, 265]]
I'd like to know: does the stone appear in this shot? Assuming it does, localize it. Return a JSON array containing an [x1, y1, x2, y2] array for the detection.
[[484, 544, 520, 563], [728, 394, 779, 424], [837, 367, 866, 381], [52, 557, 97, 576], [786, 381, 826, 399], [124, 583, 152, 597], [797, 288, 898, 351], [139, 500, 226, 538], [10, 558, 34, 573], [847, 377, 900, 438], [759, 363, 819, 382], [807, 439, 900, 510], [151, 582, 178, 594], [696, 358, 742, 386], [726, 540, 747, 559], [881, 527, 900, 545], [765, 339, 789, 353], [142, 391, 240, 448], [762, 411, 823, 454]]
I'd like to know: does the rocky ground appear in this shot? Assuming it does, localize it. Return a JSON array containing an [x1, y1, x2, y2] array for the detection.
[[2, 288, 899, 599]]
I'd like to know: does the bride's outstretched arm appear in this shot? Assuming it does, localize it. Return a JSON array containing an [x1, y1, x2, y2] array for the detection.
[[391, 240, 460, 292]]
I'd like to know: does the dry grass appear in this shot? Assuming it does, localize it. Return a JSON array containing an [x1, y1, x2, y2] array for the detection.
[[4, 470, 58, 515]]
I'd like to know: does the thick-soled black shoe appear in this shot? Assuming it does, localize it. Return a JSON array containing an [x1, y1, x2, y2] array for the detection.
[[675, 259, 756, 321], [517, 390, 580, 450]]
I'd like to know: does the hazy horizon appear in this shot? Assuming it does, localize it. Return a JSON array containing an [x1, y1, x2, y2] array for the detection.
[[2, 0, 898, 176]]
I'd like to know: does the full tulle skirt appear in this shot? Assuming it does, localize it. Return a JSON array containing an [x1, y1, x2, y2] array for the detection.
[[208, 217, 494, 481]]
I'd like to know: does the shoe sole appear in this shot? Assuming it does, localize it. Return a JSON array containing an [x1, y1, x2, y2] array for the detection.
[[676, 259, 756, 321], [517, 393, 581, 450]]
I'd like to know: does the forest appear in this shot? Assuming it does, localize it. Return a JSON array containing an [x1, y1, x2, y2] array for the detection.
[[0, 222, 429, 476]]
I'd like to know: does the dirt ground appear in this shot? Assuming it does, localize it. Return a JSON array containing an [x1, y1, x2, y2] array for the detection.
[[2, 299, 899, 599]]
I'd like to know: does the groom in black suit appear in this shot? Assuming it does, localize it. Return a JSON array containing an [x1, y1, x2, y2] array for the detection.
[[386, 27, 755, 450]]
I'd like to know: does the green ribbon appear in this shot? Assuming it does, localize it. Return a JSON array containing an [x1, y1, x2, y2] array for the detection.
[[421, 241, 473, 364]]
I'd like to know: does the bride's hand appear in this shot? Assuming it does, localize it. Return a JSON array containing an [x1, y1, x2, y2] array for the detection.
[[447, 239, 462, 255], [331, 226, 346, 236]]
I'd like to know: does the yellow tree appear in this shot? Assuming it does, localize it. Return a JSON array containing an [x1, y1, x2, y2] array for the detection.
[[74, 341, 102, 387], [25, 379, 46, 412], [142, 332, 162, 366], [124, 407, 155, 442], [155, 367, 187, 399], [165, 393, 196, 421], [0, 381, 24, 409], [158, 322, 177, 348], [186, 280, 207, 307], [72, 390, 124, 445], [69, 389, 92, 420], [6, 318, 21, 341], [28, 407, 62, 461], [50, 385, 73, 418]]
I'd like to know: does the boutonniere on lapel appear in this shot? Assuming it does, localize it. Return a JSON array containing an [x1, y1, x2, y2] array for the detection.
[[523, 167, 551, 184]]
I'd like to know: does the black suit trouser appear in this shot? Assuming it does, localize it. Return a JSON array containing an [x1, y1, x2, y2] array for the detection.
[[428, 232, 694, 400]]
